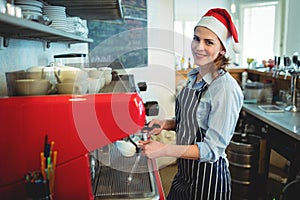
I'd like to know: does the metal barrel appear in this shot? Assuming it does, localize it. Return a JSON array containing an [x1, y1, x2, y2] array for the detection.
[[226, 133, 261, 200]]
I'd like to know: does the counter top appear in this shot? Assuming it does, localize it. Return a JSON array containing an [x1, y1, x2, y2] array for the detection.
[[242, 103, 300, 141]]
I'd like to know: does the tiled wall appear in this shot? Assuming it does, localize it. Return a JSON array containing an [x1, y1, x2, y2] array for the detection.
[[0, 38, 88, 96]]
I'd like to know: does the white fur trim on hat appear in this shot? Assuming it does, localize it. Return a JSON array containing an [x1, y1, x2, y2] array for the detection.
[[197, 16, 231, 52], [195, 8, 241, 54], [232, 43, 241, 53]]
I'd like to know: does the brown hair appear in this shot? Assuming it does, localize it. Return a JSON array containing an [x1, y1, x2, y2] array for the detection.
[[214, 54, 230, 72]]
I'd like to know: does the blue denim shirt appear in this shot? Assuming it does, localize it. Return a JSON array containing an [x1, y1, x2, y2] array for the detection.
[[187, 68, 244, 163]]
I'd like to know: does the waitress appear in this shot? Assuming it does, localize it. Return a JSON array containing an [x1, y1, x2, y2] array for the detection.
[[140, 8, 243, 199]]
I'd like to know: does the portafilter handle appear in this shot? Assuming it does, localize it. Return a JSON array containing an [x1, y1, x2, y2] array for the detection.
[[140, 124, 161, 140], [127, 136, 141, 153], [142, 123, 161, 132]]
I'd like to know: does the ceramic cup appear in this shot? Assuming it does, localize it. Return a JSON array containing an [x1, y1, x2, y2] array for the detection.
[[115, 140, 136, 157], [87, 78, 101, 93], [57, 81, 88, 95]]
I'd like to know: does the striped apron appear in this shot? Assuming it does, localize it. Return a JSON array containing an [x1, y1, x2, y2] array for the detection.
[[167, 84, 231, 200]]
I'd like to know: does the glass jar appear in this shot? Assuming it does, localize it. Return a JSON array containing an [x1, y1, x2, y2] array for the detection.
[[263, 83, 273, 103], [54, 53, 88, 69]]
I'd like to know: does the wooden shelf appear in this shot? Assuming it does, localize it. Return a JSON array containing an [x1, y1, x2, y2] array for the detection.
[[0, 13, 93, 45], [176, 68, 245, 85], [247, 69, 295, 81]]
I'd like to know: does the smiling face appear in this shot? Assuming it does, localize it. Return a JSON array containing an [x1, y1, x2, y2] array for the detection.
[[191, 26, 225, 67]]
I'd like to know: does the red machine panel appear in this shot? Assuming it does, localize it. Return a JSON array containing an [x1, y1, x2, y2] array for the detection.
[[0, 93, 145, 199]]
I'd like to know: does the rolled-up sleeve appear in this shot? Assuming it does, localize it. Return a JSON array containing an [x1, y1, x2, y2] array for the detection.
[[196, 74, 243, 162]]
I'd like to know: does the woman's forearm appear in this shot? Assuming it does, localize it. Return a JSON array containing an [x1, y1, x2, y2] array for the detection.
[[166, 144, 200, 160], [163, 119, 176, 131], [140, 140, 200, 160]]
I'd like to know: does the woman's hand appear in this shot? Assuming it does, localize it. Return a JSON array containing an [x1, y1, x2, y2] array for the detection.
[[139, 139, 167, 159], [147, 119, 166, 136]]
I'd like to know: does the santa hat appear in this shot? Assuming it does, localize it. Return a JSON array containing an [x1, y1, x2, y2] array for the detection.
[[196, 8, 241, 53]]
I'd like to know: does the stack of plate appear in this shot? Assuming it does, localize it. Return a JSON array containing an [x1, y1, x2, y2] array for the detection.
[[66, 17, 85, 36], [15, 0, 44, 18], [43, 6, 67, 31]]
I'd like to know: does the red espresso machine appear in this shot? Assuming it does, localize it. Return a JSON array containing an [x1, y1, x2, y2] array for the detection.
[[0, 74, 164, 199]]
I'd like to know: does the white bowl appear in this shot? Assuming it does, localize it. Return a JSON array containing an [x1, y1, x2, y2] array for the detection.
[[26, 72, 45, 79], [115, 140, 136, 157], [100, 77, 105, 89], [59, 66, 81, 71], [57, 81, 88, 94], [87, 78, 101, 93], [27, 66, 45, 79], [97, 67, 112, 85], [58, 70, 88, 83], [88, 69, 105, 79], [15, 79, 50, 96], [98, 67, 112, 73], [56, 66, 88, 82], [27, 66, 45, 72], [104, 73, 112, 85]]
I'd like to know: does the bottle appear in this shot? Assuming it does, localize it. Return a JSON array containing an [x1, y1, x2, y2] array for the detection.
[[242, 71, 248, 89], [180, 56, 185, 70], [263, 81, 273, 103], [0, 0, 7, 14]]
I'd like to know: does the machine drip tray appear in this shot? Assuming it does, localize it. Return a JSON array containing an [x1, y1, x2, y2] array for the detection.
[[93, 144, 159, 200]]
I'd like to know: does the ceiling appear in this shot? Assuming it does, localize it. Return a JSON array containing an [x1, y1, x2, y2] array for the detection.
[[45, 0, 123, 20]]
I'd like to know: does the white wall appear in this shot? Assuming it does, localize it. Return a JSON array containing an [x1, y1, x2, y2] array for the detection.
[[127, 0, 176, 120], [285, 0, 300, 55], [174, 0, 230, 21]]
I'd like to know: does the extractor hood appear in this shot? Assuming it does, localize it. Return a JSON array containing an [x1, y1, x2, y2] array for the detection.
[[45, 0, 123, 20]]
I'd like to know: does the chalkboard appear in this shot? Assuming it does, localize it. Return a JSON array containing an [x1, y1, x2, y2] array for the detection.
[[87, 0, 147, 69]]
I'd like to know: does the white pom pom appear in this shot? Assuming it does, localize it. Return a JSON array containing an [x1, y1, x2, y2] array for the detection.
[[233, 43, 241, 53]]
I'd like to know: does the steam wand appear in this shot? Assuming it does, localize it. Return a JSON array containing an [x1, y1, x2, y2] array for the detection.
[[126, 123, 161, 183]]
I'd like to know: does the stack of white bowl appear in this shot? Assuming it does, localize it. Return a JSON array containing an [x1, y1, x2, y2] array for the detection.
[[17, 65, 91, 95], [97, 67, 112, 86], [83, 67, 112, 93], [13, 65, 55, 96], [66, 16, 86, 36], [15, 79, 51, 96], [55, 66, 89, 95], [23, 65, 110, 95]]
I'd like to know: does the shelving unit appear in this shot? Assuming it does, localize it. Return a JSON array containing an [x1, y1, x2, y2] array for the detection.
[[0, 13, 93, 47], [0, 0, 124, 45], [46, 0, 123, 20]]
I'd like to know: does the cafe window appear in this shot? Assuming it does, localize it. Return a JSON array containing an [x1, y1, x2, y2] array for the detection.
[[174, 20, 197, 69], [241, 2, 280, 66]]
